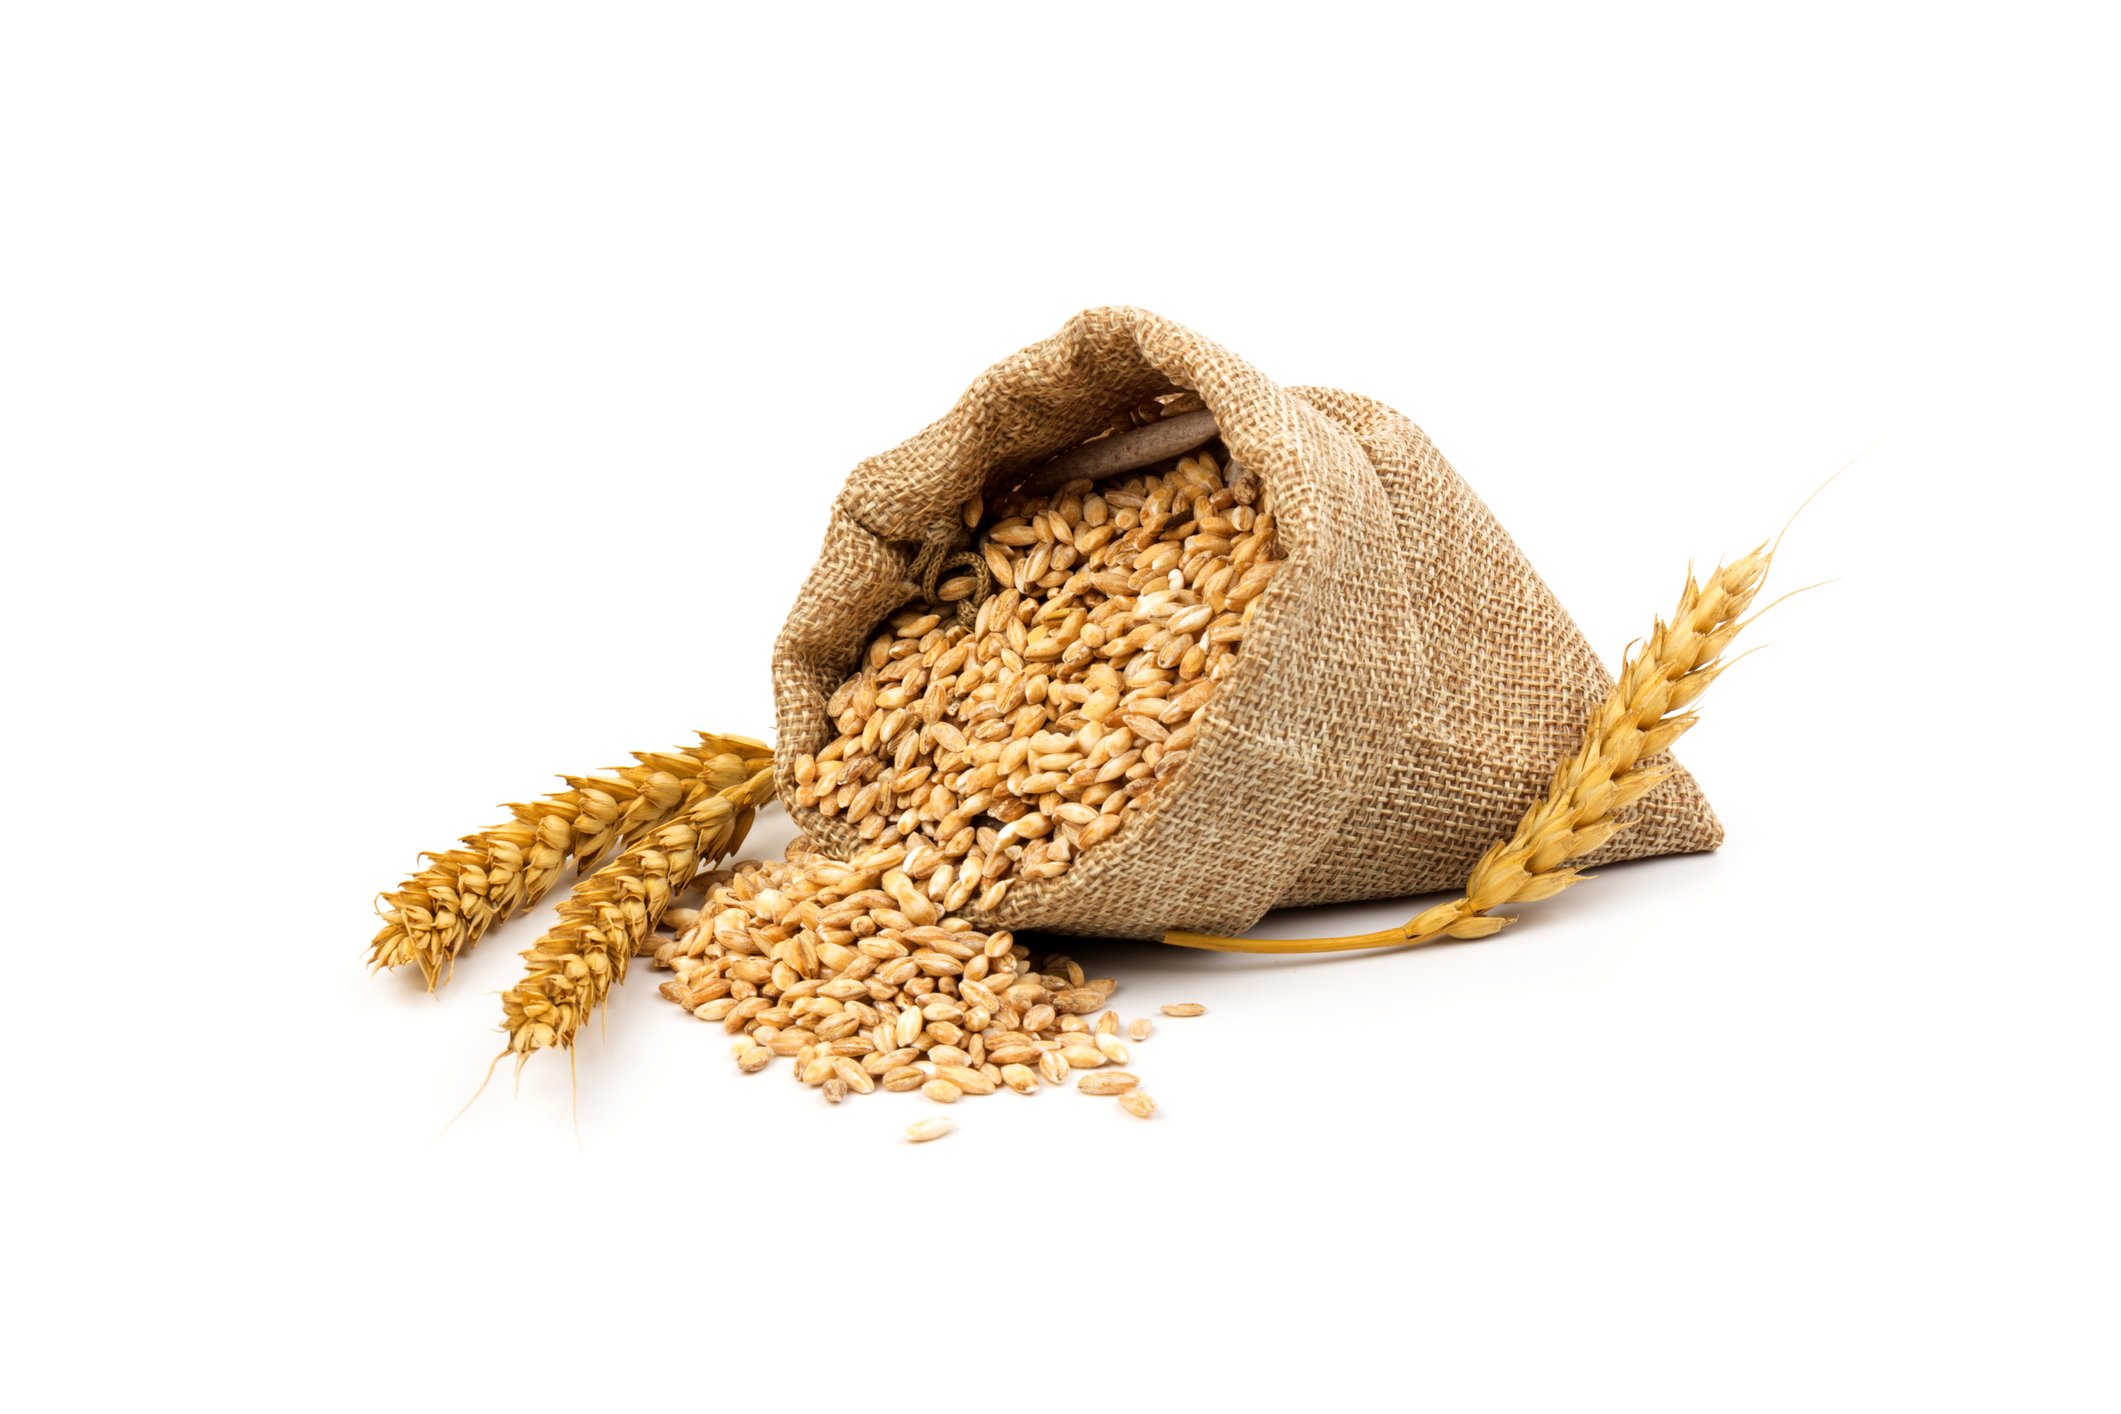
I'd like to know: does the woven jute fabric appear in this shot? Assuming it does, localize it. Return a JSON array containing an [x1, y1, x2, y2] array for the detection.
[[771, 307, 1722, 941]]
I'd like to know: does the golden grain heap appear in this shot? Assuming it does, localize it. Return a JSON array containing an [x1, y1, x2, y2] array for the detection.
[[649, 836, 1160, 1118], [790, 447, 1281, 914]]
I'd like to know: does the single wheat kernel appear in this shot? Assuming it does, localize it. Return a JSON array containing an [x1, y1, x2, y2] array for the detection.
[[1160, 1003, 1206, 1017], [905, 1117, 954, 1143], [1078, 1072, 1139, 1095], [723, 997, 770, 1034], [1061, 1046, 1104, 1069], [1127, 1017, 1153, 1041], [1095, 1034, 1129, 1064], [1000, 1063, 1038, 1093], [831, 1056, 877, 1094], [823, 1078, 848, 1104], [882, 1066, 926, 1092], [1119, 1092, 1156, 1118], [737, 1045, 771, 1074], [934, 1064, 997, 1096], [922, 1079, 963, 1104], [1037, 1051, 1070, 1085]]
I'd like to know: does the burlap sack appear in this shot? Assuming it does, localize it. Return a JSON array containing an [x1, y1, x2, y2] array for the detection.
[[771, 307, 1721, 941]]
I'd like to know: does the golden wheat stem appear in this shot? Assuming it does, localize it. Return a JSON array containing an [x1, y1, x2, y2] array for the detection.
[[501, 766, 777, 1057], [1163, 546, 1773, 954], [368, 733, 771, 988]]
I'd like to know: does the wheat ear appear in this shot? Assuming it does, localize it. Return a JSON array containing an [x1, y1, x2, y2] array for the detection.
[[501, 765, 777, 1057], [369, 733, 772, 988], [1163, 547, 1773, 954]]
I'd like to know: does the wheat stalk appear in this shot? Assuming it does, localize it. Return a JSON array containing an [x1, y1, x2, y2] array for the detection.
[[1163, 547, 1773, 954], [369, 733, 771, 988], [501, 765, 778, 1057]]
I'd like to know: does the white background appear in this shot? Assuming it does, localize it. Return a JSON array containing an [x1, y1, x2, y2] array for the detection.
[[6, 4, 2115, 1410]]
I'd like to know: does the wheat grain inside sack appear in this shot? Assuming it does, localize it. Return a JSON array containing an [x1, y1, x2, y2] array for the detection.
[[772, 307, 1721, 941]]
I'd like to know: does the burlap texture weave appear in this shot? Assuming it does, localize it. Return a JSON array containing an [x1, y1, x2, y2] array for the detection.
[[771, 307, 1722, 941]]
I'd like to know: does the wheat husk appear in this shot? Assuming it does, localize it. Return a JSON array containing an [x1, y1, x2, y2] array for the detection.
[[500, 765, 776, 1057], [369, 733, 771, 988]]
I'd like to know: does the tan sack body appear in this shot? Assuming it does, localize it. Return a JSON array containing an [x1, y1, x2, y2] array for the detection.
[[771, 307, 1721, 941]]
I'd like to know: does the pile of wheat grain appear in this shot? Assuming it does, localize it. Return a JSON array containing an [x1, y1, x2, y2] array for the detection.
[[789, 449, 1281, 915], [651, 836, 1167, 1119]]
